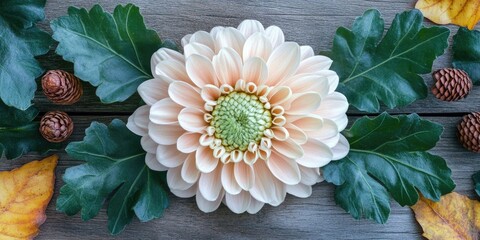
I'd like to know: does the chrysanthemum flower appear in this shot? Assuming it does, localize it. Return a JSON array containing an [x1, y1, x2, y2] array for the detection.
[[127, 20, 349, 213]]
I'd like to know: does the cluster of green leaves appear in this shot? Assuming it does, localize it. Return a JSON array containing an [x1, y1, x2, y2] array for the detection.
[[0, 101, 62, 160], [0, 0, 52, 110], [324, 9, 449, 113], [56, 119, 169, 235], [51, 4, 176, 104], [453, 27, 480, 84], [323, 113, 455, 223]]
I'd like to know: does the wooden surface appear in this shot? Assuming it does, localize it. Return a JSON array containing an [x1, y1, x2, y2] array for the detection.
[[2, 0, 480, 239]]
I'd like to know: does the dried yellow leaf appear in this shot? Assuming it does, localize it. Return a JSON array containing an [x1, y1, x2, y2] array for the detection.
[[411, 192, 480, 240], [415, 0, 480, 30], [0, 155, 57, 240]]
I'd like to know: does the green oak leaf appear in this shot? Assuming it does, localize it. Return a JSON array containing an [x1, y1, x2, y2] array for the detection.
[[0, 0, 52, 110], [473, 172, 480, 197], [453, 27, 480, 84], [51, 4, 173, 103], [0, 101, 61, 160], [323, 113, 455, 223], [56, 119, 168, 235], [323, 9, 449, 112]]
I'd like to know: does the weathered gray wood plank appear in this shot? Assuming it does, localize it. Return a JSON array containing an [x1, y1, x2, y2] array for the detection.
[[1, 115, 477, 239], [33, 0, 480, 114]]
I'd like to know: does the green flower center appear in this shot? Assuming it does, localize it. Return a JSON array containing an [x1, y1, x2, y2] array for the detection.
[[211, 91, 272, 152]]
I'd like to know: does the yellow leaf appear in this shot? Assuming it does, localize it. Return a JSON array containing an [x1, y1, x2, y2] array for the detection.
[[415, 0, 480, 30], [0, 155, 57, 240], [411, 192, 480, 240]]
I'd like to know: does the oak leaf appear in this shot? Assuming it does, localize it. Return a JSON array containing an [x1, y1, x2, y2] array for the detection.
[[411, 192, 480, 240], [0, 155, 57, 239], [416, 0, 480, 30]]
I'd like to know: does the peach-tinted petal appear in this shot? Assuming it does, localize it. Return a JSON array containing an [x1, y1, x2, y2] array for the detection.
[[215, 27, 246, 55], [265, 25, 284, 49], [196, 146, 219, 173], [189, 31, 215, 50], [247, 197, 265, 214], [307, 118, 339, 148], [286, 183, 312, 198], [285, 92, 322, 115], [127, 107, 147, 136], [242, 57, 268, 86], [250, 160, 285, 204], [318, 70, 339, 93], [268, 86, 292, 106], [291, 116, 323, 132], [267, 151, 301, 185], [315, 92, 349, 125], [145, 153, 168, 171], [272, 126, 289, 141], [181, 153, 200, 184], [332, 134, 350, 160], [167, 165, 195, 190], [300, 45, 314, 60], [185, 42, 215, 60], [299, 165, 322, 185], [156, 144, 188, 168], [178, 107, 207, 133], [149, 122, 184, 145], [234, 161, 255, 191], [198, 165, 223, 201], [201, 84, 221, 105], [266, 42, 300, 86], [296, 56, 333, 74], [286, 74, 329, 96], [171, 183, 197, 198], [177, 132, 201, 153], [186, 54, 217, 88], [243, 33, 273, 62], [141, 135, 157, 154], [221, 162, 242, 195], [196, 189, 224, 213], [285, 123, 308, 145], [212, 48, 243, 86], [271, 138, 304, 159], [151, 48, 185, 72], [155, 59, 190, 83], [296, 139, 333, 168], [138, 78, 171, 106], [225, 191, 251, 214], [168, 81, 204, 109], [149, 98, 182, 124], [238, 20, 265, 38]]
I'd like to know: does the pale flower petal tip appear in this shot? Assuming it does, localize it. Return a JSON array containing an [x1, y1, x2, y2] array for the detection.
[[128, 19, 350, 214]]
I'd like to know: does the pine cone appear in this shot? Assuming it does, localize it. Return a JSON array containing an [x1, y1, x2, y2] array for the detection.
[[458, 112, 480, 152], [40, 111, 74, 143], [431, 68, 472, 101], [41, 70, 83, 105]]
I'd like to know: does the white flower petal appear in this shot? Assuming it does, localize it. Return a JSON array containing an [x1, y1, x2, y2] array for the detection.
[[272, 126, 289, 141], [315, 92, 349, 127], [243, 33, 273, 62], [186, 54, 217, 88], [234, 161, 255, 191], [149, 122, 184, 145], [271, 138, 304, 159], [138, 77, 171, 106], [127, 109, 146, 136], [196, 189, 224, 213], [291, 116, 323, 132], [212, 48, 243, 86], [178, 107, 207, 133], [141, 135, 157, 154], [296, 139, 333, 168], [177, 132, 201, 153], [300, 45, 314, 60], [168, 81, 204, 109], [196, 146, 219, 173], [250, 160, 285, 204], [145, 153, 168, 171], [156, 144, 188, 168], [185, 42, 215, 60], [181, 153, 200, 184], [238, 20, 265, 38], [267, 151, 301, 185], [167, 165, 195, 190], [299, 166, 322, 185], [285, 123, 308, 145], [242, 57, 268, 86], [285, 92, 322, 116], [286, 183, 312, 198], [128, 105, 150, 136], [247, 197, 265, 214], [171, 184, 197, 198], [215, 27, 246, 55], [318, 70, 339, 93], [181, 34, 192, 47], [189, 30, 215, 50], [155, 59, 190, 83], [286, 74, 330, 96], [296, 56, 333, 74], [265, 25, 285, 49], [201, 84, 221, 105], [268, 86, 292, 106], [307, 118, 339, 148], [221, 162, 242, 195], [225, 191, 251, 214], [210, 26, 225, 40], [151, 48, 185, 72], [332, 134, 350, 160], [149, 98, 182, 125], [266, 42, 300, 86], [198, 165, 223, 201]]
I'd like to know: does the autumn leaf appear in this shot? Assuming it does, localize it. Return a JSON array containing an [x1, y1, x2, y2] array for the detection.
[[0, 155, 57, 239], [415, 0, 480, 30], [411, 192, 480, 240]]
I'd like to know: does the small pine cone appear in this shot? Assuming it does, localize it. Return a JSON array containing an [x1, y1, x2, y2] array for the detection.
[[432, 68, 472, 101], [40, 111, 74, 143], [41, 70, 83, 105], [458, 112, 480, 152]]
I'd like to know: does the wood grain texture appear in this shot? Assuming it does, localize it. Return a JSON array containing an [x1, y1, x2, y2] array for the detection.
[[1, 0, 479, 239]]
